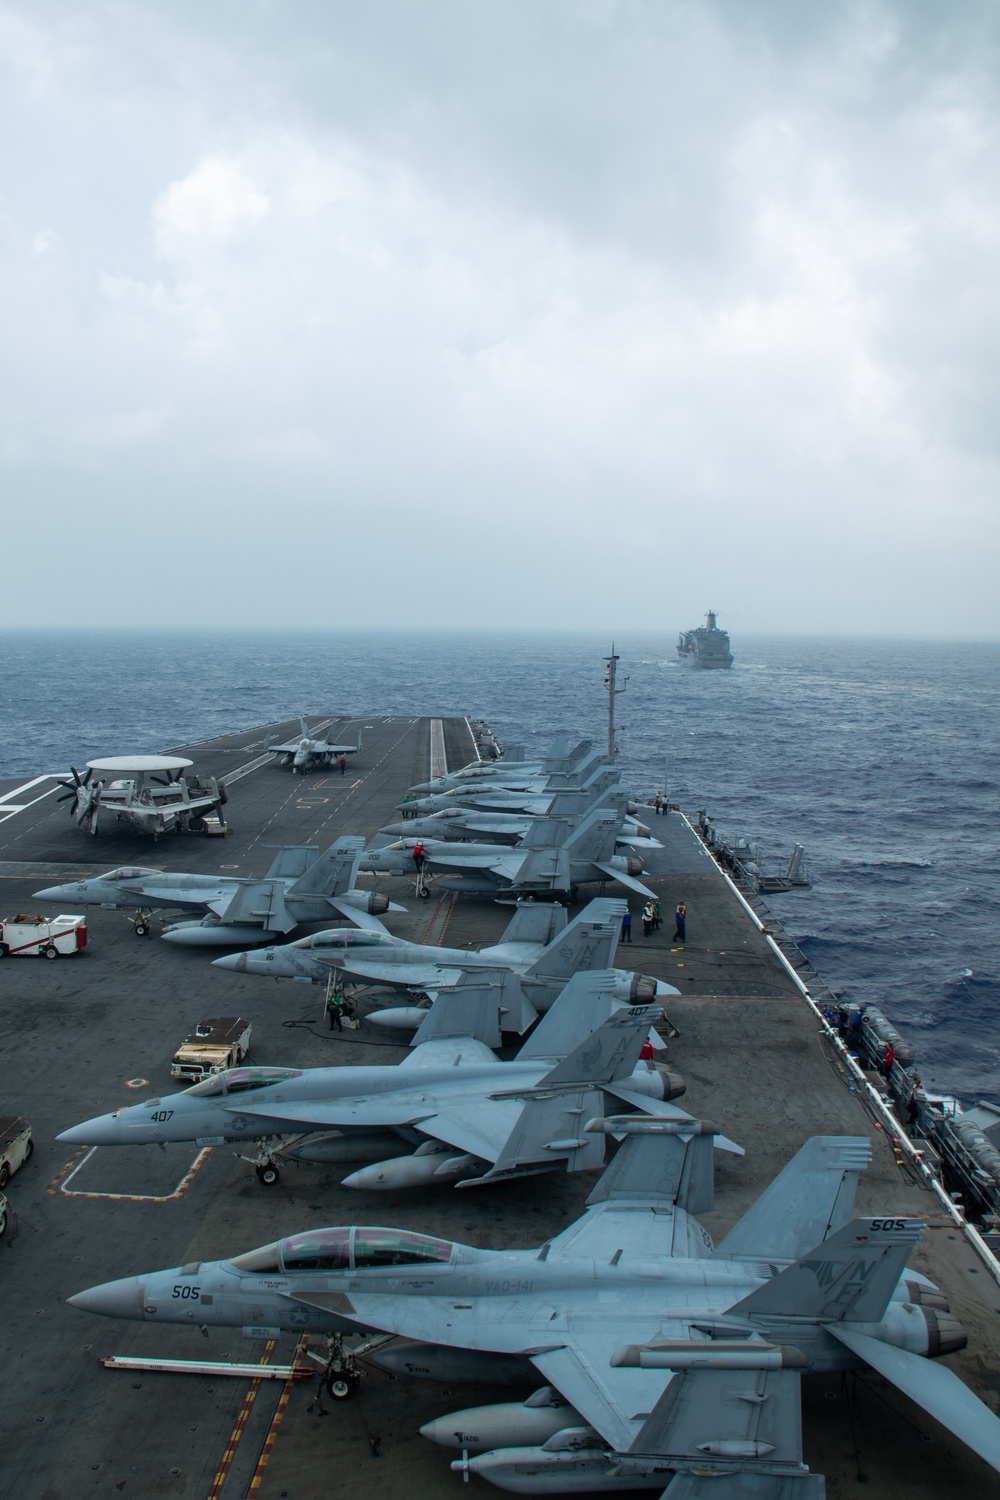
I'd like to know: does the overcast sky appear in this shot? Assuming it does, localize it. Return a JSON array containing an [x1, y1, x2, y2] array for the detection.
[[2, 1, 998, 634]]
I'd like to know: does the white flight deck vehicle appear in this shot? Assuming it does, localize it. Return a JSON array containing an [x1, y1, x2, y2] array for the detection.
[[68, 1127, 1000, 1495], [0, 913, 87, 959], [58, 756, 227, 839]]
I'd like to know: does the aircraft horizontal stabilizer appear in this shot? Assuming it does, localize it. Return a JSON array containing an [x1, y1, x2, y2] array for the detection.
[[592, 861, 656, 899], [829, 1324, 1000, 1474], [326, 899, 391, 933]]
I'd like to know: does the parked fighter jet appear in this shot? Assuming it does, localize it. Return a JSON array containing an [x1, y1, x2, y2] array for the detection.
[[267, 718, 363, 774], [211, 897, 675, 1031], [57, 757, 227, 839], [67, 1125, 1000, 1493], [362, 806, 655, 900], [397, 773, 621, 818], [382, 800, 660, 849], [58, 980, 693, 1190], [34, 837, 403, 946]]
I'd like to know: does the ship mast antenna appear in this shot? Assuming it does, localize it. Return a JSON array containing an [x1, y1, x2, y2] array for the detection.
[[603, 644, 628, 760]]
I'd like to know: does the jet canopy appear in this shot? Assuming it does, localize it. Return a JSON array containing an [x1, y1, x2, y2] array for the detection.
[[229, 1226, 456, 1275], [183, 1067, 304, 1097], [290, 929, 397, 950], [104, 868, 162, 882]]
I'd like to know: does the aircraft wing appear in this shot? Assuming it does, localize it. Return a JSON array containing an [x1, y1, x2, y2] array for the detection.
[[529, 1334, 673, 1452], [266, 739, 301, 755], [411, 1095, 524, 1161], [427, 849, 527, 882], [127, 882, 235, 912], [830, 1326, 1000, 1474], [340, 960, 461, 989], [224, 1100, 438, 1130], [603, 1089, 744, 1154], [220, 881, 295, 932], [326, 900, 390, 933], [397, 1038, 499, 1070]]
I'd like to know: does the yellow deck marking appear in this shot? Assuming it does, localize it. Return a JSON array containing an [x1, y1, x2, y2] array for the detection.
[[206, 1340, 277, 1500], [49, 1145, 212, 1202]]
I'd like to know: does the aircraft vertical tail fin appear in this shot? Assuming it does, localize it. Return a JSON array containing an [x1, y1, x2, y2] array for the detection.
[[299, 716, 310, 738], [713, 1137, 871, 1263], [536, 1002, 660, 1087], [287, 836, 365, 896], [562, 808, 620, 863], [524, 898, 625, 981], [514, 970, 624, 1062], [463, 1005, 660, 1185], [728, 1216, 924, 1326]]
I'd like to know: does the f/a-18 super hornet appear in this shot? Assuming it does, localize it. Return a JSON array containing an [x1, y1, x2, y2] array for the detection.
[[212, 898, 676, 1032], [57, 979, 699, 1191], [34, 837, 404, 947], [406, 738, 610, 799], [383, 787, 660, 850], [266, 718, 363, 774], [58, 756, 227, 839], [363, 806, 655, 901], [67, 1126, 1000, 1496]]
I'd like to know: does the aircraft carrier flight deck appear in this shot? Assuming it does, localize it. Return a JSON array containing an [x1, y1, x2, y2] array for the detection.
[[2, 713, 999, 1500]]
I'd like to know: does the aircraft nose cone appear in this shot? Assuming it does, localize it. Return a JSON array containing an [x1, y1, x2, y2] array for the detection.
[[211, 952, 246, 972], [67, 1276, 146, 1320], [381, 822, 406, 835], [56, 1114, 121, 1145], [33, 885, 69, 901]]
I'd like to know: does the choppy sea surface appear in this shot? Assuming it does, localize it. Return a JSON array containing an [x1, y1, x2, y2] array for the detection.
[[1, 629, 997, 1105]]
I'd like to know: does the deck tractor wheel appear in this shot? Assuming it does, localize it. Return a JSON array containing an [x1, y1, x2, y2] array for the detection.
[[256, 1163, 280, 1186], [24, 1138, 33, 1160], [43, 944, 59, 960], [0, 944, 8, 958], [0, 1203, 7, 1237], [0, 1164, 8, 1189], [326, 1374, 354, 1400]]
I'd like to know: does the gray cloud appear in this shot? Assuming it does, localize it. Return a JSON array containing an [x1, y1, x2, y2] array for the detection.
[[1, 1, 998, 633]]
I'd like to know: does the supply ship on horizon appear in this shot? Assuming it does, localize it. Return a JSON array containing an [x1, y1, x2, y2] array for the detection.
[[677, 608, 733, 668]]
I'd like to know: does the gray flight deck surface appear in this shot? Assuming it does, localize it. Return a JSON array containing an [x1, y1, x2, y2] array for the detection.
[[0, 716, 998, 1500]]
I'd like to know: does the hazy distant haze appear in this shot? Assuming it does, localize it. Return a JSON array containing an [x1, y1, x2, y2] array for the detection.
[[1, 2, 998, 634]]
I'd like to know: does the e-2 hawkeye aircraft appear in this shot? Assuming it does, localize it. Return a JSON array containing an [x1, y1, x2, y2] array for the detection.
[[58, 756, 227, 839], [57, 977, 698, 1190], [211, 897, 675, 1031], [34, 836, 403, 947], [266, 718, 363, 774], [362, 806, 655, 900], [67, 1124, 1000, 1495]]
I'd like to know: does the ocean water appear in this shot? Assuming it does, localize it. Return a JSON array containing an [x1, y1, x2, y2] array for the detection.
[[1, 629, 997, 1105]]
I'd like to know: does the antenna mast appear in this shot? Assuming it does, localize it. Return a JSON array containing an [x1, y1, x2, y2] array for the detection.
[[603, 644, 628, 760]]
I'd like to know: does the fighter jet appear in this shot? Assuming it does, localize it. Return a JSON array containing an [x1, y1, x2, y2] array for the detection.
[[266, 718, 363, 774], [379, 786, 659, 846], [362, 806, 656, 900], [34, 837, 404, 947], [57, 981, 694, 1190], [67, 1125, 1000, 1494], [211, 897, 675, 1031], [57, 756, 227, 839]]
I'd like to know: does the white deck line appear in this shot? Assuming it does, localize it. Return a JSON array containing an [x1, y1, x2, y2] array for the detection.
[[429, 719, 447, 780], [677, 809, 1000, 1289]]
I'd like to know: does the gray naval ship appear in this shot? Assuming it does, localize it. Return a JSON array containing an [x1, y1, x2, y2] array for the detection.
[[677, 609, 733, 668]]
